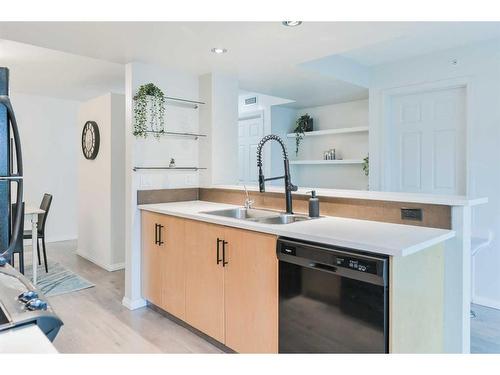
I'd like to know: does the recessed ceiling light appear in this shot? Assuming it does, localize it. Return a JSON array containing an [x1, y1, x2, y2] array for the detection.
[[282, 21, 302, 27], [211, 47, 227, 54]]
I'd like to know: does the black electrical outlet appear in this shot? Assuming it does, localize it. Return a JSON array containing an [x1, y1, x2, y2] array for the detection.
[[401, 208, 423, 221]]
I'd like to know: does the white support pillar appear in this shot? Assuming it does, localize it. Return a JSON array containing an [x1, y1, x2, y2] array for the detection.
[[443, 205, 472, 353], [123, 63, 146, 310]]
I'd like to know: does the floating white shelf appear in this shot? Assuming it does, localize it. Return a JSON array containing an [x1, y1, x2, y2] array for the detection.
[[286, 126, 369, 138], [289, 159, 364, 165]]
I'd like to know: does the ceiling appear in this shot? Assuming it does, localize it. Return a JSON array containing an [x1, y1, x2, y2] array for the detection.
[[1, 22, 500, 104], [0, 39, 124, 101]]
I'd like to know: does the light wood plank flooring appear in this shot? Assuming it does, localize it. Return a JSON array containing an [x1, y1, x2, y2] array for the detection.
[[23, 240, 221, 353], [21, 240, 500, 353], [471, 303, 500, 353]]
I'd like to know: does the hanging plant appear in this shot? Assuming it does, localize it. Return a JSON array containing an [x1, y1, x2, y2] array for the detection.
[[133, 83, 166, 139], [362, 155, 369, 176], [294, 113, 313, 156]]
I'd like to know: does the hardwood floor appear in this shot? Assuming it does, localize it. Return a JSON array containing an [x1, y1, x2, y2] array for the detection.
[[23, 240, 222, 353], [20, 240, 500, 353], [471, 303, 500, 353]]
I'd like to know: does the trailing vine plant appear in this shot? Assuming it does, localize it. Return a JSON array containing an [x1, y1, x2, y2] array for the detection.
[[133, 83, 166, 139], [362, 155, 369, 176], [294, 113, 312, 156]]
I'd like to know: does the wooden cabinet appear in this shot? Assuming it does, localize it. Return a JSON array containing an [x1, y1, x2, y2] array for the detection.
[[141, 212, 278, 353], [160, 214, 186, 320], [185, 220, 225, 342], [141, 211, 164, 306], [223, 226, 278, 353], [141, 211, 186, 320]]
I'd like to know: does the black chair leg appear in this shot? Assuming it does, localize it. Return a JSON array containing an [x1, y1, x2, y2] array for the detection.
[[19, 252, 24, 275], [42, 237, 48, 273], [37, 239, 41, 266]]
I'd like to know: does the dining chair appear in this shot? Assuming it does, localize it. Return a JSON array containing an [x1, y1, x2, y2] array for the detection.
[[23, 193, 52, 273]]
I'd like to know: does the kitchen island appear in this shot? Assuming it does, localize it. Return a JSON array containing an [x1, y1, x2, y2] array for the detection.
[[123, 184, 486, 353], [138, 200, 457, 353]]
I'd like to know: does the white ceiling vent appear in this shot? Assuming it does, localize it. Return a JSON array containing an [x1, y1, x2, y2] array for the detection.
[[244, 96, 258, 106]]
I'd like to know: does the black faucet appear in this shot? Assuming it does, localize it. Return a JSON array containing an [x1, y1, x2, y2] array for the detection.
[[256, 134, 298, 214]]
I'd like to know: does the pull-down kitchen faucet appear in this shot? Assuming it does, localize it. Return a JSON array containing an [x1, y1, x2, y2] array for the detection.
[[256, 134, 298, 214]]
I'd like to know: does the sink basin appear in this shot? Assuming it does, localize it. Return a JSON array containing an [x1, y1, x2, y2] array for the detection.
[[202, 207, 279, 220], [256, 214, 312, 225], [202, 207, 314, 225]]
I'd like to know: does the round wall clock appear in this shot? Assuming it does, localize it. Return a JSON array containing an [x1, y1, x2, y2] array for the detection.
[[81, 121, 100, 160]]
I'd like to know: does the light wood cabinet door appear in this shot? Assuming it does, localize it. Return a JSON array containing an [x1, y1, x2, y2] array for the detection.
[[185, 220, 225, 343], [223, 227, 278, 353], [141, 211, 164, 306], [159, 215, 186, 320]]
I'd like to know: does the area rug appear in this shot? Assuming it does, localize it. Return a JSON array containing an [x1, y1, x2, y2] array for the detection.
[[24, 261, 95, 297]]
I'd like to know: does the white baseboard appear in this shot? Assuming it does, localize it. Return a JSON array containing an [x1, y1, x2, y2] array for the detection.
[[23, 236, 77, 246], [75, 250, 125, 272], [122, 296, 147, 310], [46, 236, 78, 243], [472, 295, 500, 311]]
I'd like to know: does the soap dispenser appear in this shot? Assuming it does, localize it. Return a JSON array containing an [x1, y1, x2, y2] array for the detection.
[[308, 190, 320, 217]]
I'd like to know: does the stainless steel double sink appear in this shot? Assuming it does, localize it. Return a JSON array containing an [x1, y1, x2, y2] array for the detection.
[[201, 207, 314, 225]]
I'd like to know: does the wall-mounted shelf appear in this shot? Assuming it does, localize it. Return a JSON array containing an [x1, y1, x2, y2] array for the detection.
[[286, 126, 369, 138], [165, 96, 205, 109], [144, 130, 207, 139], [289, 159, 364, 165], [133, 166, 207, 172]]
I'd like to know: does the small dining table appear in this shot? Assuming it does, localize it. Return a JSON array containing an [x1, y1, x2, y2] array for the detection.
[[24, 205, 45, 286]]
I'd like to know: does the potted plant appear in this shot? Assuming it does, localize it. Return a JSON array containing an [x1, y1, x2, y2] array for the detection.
[[294, 113, 313, 156], [133, 83, 166, 139]]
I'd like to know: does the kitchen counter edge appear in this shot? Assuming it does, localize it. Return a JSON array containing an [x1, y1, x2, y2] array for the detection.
[[138, 201, 456, 257]]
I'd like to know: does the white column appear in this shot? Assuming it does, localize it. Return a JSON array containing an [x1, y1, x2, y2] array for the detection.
[[123, 63, 146, 310], [443, 205, 472, 353]]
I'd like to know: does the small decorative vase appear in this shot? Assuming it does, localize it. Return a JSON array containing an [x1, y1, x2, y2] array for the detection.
[[169, 158, 176, 168]]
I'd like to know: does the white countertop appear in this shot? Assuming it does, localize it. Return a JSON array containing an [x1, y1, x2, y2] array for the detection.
[[0, 324, 58, 353], [208, 185, 488, 207], [139, 201, 455, 257]]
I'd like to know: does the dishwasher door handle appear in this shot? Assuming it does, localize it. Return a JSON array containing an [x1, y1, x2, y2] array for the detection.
[[308, 262, 337, 273], [303, 260, 385, 286]]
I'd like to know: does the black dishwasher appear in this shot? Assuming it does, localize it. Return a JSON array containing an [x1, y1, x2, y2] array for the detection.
[[277, 237, 389, 353]]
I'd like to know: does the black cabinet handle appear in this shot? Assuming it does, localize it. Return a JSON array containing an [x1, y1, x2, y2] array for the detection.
[[158, 224, 164, 245], [222, 240, 228, 267], [154, 223, 159, 245], [216, 238, 223, 265]]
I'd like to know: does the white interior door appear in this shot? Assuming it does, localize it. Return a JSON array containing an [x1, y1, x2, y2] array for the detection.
[[389, 86, 466, 195], [238, 113, 264, 184]]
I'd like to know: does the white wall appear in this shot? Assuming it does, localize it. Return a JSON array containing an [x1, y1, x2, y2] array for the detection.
[[77, 93, 125, 271], [270, 106, 296, 187], [271, 99, 369, 190], [199, 74, 213, 187], [207, 73, 239, 185], [369, 40, 500, 309], [238, 92, 293, 135], [124, 64, 240, 309], [110, 94, 126, 268], [238, 92, 293, 179], [124, 62, 203, 309], [11, 92, 78, 242], [133, 65, 201, 190]]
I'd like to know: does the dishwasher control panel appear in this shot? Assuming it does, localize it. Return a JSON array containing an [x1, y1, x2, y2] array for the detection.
[[335, 256, 377, 274], [277, 238, 387, 278]]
